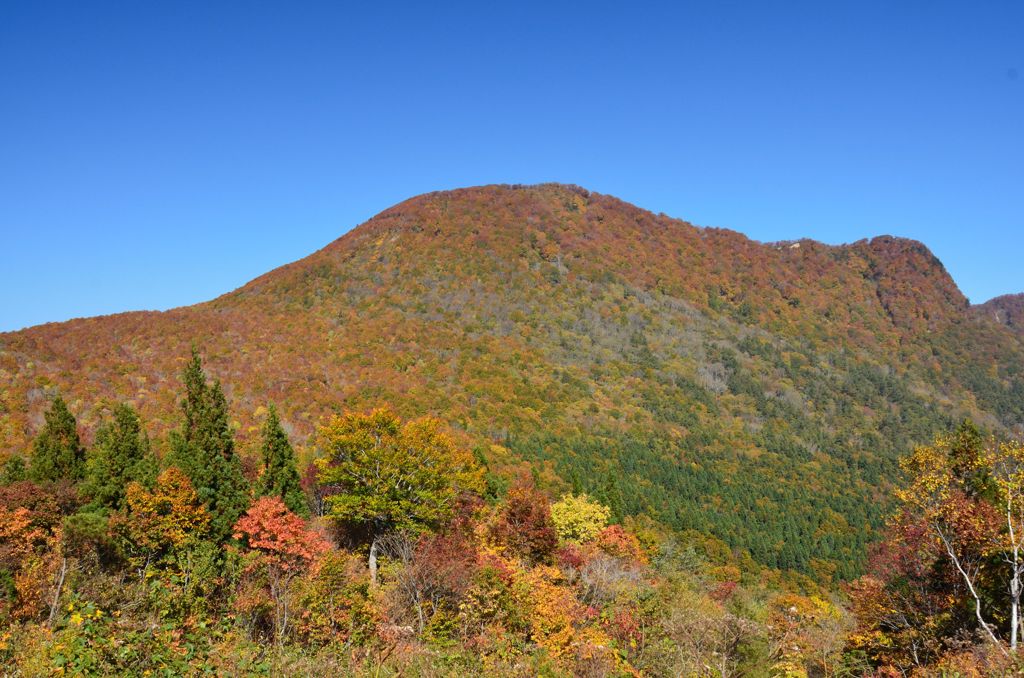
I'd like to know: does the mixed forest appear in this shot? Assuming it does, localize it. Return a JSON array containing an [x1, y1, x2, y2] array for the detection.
[[2, 184, 1024, 675], [3, 352, 1024, 675]]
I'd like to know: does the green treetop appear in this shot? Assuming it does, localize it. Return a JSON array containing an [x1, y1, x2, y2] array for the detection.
[[168, 348, 250, 542], [83, 403, 157, 510], [257, 404, 307, 517], [29, 394, 85, 482], [0, 455, 27, 485], [317, 408, 483, 585]]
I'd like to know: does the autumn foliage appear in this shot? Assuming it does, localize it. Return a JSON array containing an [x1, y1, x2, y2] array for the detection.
[[4, 184, 1024, 586], [234, 496, 329, 573], [0, 178, 1022, 678], [846, 425, 1024, 673]]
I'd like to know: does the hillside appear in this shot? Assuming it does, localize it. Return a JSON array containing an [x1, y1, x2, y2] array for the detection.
[[976, 293, 1024, 335], [2, 183, 1023, 579]]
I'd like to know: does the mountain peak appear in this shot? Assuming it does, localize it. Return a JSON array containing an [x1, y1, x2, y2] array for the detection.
[[845, 235, 968, 331], [236, 184, 972, 337]]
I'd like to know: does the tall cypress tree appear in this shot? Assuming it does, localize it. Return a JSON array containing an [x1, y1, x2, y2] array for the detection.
[[168, 349, 249, 541], [83, 403, 156, 510], [29, 394, 85, 482], [256, 404, 308, 517]]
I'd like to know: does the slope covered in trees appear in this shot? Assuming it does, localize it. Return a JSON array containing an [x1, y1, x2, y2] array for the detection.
[[976, 293, 1024, 336], [2, 183, 1023, 580], [1, 356, 861, 676]]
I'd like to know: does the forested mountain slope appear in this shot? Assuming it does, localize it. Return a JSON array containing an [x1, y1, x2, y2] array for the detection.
[[2, 183, 1022, 579], [976, 293, 1024, 335]]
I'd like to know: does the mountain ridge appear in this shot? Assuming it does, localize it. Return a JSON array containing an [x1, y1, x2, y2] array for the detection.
[[3, 184, 998, 332]]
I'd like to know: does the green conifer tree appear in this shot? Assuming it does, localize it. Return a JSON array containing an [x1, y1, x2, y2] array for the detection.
[[0, 455, 27, 485], [256, 404, 308, 517], [168, 349, 249, 542], [29, 394, 85, 482], [83, 403, 156, 510]]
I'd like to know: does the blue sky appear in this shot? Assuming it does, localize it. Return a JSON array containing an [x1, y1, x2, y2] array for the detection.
[[1, 1, 1021, 332]]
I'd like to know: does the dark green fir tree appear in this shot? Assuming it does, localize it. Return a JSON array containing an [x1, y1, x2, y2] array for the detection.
[[0, 455, 27, 485], [83, 403, 157, 510], [29, 394, 85, 482], [168, 349, 250, 541], [256, 404, 308, 517]]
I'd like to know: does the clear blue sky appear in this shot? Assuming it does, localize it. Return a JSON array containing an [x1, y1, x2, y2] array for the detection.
[[1, 1, 1021, 332]]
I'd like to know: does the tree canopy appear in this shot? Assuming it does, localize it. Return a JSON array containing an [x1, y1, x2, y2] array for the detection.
[[82, 403, 156, 510], [256, 405, 307, 517], [317, 408, 483, 583], [29, 395, 84, 483]]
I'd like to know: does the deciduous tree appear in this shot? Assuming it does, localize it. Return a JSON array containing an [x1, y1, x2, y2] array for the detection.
[[982, 439, 1024, 650], [896, 435, 1003, 649], [550, 493, 611, 544], [317, 408, 483, 585], [112, 467, 210, 574], [233, 496, 329, 642], [488, 477, 557, 563]]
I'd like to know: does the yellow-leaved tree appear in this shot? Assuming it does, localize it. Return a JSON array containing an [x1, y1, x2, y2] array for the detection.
[[550, 493, 611, 544], [895, 429, 1024, 653], [316, 408, 483, 585]]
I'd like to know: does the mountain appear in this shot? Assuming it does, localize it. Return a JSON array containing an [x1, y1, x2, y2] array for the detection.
[[975, 293, 1024, 335], [2, 183, 1023, 579]]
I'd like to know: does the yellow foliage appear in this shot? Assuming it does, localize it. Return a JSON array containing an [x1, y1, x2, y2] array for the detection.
[[521, 565, 579, 664], [118, 467, 210, 560], [550, 493, 611, 544]]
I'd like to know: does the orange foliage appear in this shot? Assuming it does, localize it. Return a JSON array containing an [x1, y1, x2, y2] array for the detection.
[[233, 496, 329, 574], [111, 467, 209, 565], [0, 506, 61, 620], [595, 525, 647, 564]]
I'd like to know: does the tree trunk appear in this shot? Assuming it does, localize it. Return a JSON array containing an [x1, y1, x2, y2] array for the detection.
[[47, 556, 68, 628], [1011, 556, 1021, 651], [1007, 504, 1021, 651], [369, 535, 380, 587], [1012, 595, 1019, 651], [277, 581, 290, 646], [937, 527, 1006, 653], [415, 590, 425, 634]]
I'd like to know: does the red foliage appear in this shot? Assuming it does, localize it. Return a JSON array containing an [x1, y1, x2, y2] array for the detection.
[[399, 529, 481, 620], [477, 551, 516, 585], [606, 606, 643, 647], [407, 495, 484, 603], [234, 496, 330, 573], [866, 511, 944, 584], [555, 543, 586, 571], [489, 478, 558, 563], [709, 580, 738, 603], [0, 480, 79, 532], [0, 481, 73, 620]]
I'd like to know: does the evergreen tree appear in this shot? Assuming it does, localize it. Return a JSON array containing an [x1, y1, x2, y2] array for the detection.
[[83, 403, 156, 510], [168, 349, 249, 542], [0, 455, 27, 485], [29, 394, 85, 482], [256, 404, 307, 517]]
